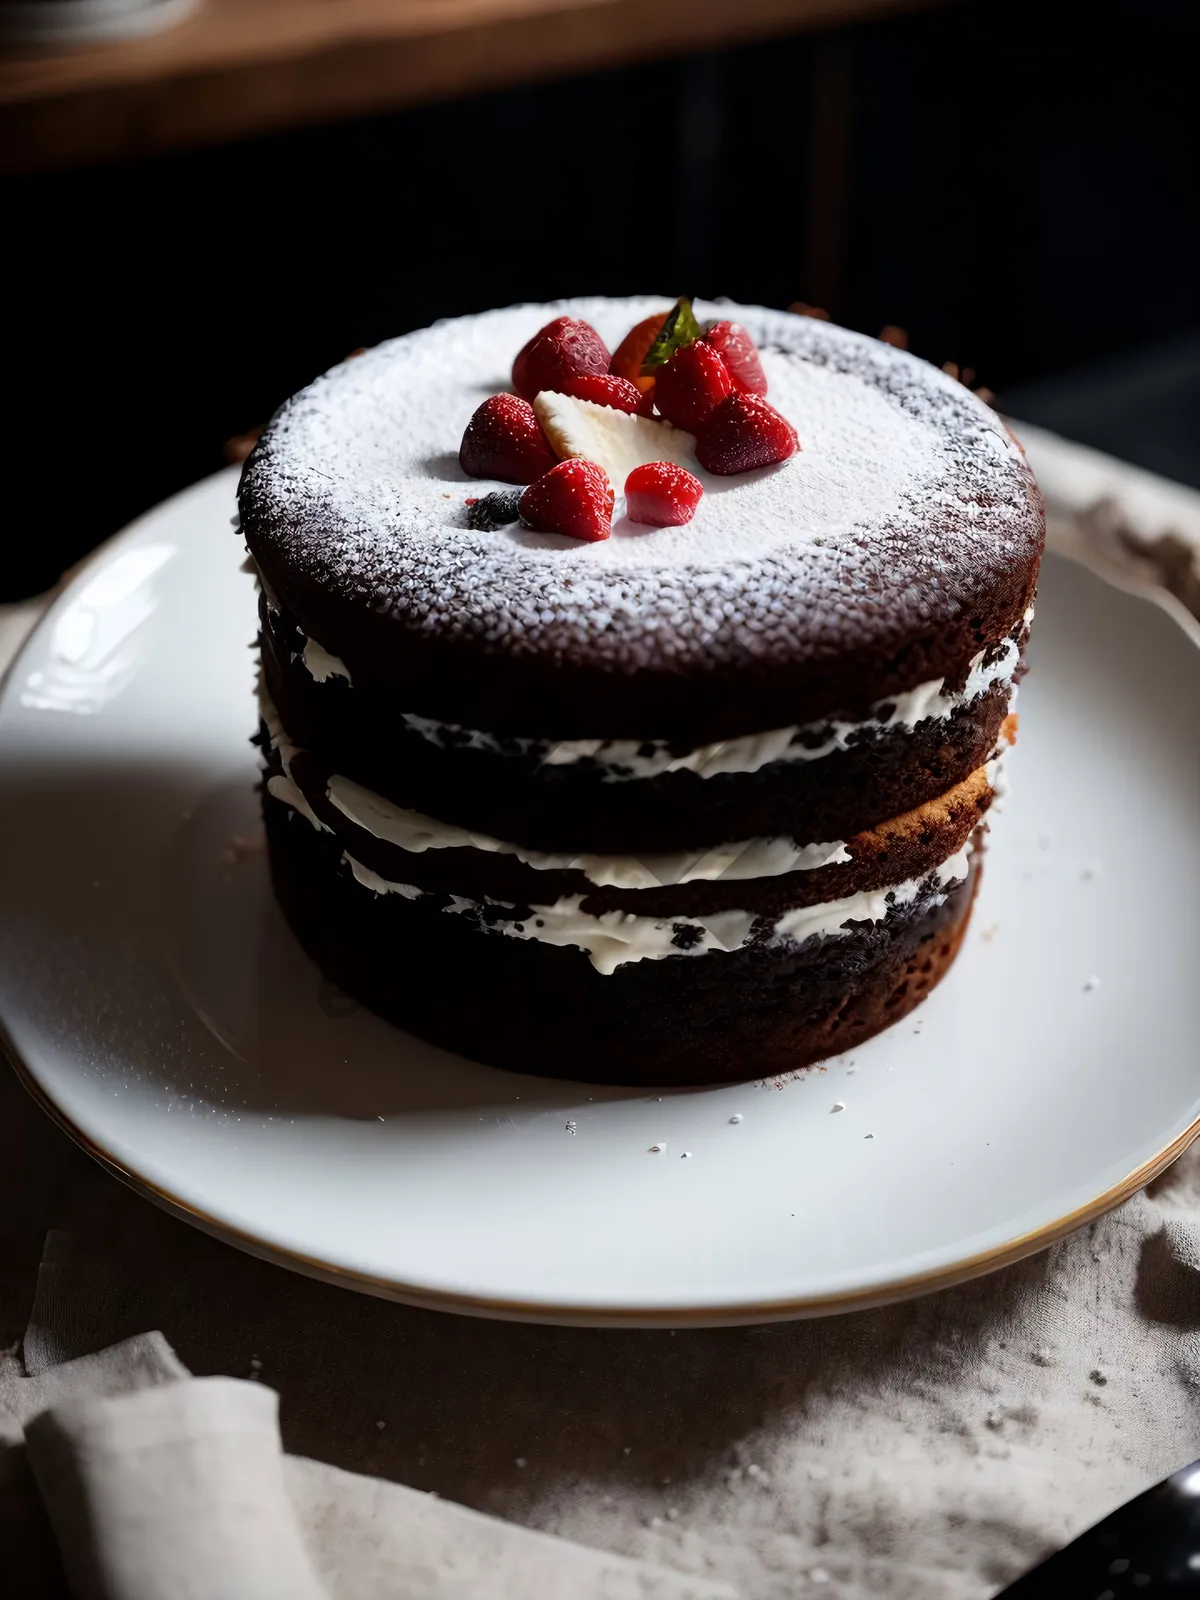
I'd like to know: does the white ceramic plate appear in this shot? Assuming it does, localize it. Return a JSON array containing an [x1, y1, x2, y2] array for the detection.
[[1, 469, 1198, 1327]]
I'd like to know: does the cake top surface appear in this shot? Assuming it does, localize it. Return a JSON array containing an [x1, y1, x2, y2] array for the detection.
[[240, 297, 1042, 735]]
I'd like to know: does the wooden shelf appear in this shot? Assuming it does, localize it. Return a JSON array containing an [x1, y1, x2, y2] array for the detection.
[[0, 0, 937, 172]]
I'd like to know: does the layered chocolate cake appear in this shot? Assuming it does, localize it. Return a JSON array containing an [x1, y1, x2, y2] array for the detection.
[[239, 296, 1043, 1086]]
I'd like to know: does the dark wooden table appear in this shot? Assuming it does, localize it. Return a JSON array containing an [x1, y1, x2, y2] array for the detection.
[[0, 0, 941, 172]]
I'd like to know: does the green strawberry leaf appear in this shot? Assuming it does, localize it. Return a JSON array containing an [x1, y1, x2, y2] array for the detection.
[[639, 297, 702, 375]]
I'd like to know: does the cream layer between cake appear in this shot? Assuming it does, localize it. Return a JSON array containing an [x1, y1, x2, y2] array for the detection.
[[261, 686, 998, 975], [291, 610, 1030, 782]]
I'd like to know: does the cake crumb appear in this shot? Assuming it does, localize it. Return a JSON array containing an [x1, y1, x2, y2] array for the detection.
[[565, 1120, 577, 1135], [681, 1151, 693, 1159], [729, 1114, 743, 1124], [831, 1102, 845, 1113], [864, 1133, 875, 1140], [376, 1420, 386, 1430], [1083, 975, 1101, 992], [1081, 861, 1103, 881], [515, 1456, 527, 1467], [649, 1143, 667, 1154]]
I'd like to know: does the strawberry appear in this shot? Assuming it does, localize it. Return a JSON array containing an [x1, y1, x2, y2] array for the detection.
[[511, 317, 611, 401], [560, 373, 655, 416], [703, 320, 768, 396], [519, 459, 614, 542], [459, 394, 557, 483], [609, 311, 669, 393], [652, 341, 733, 432], [625, 462, 704, 527], [696, 392, 799, 475]]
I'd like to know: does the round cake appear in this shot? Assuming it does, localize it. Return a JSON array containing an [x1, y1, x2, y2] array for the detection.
[[239, 296, 1043, 1086]]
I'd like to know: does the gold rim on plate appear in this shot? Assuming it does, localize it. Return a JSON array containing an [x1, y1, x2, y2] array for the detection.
[[5, 1016, 1199, 1327]]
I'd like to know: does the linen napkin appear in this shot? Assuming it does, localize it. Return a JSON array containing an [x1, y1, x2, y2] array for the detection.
[[4, 1324, 736, 1600], [26, 1377, 328, 1600]]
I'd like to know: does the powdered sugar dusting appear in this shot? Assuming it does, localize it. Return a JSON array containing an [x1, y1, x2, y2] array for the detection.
[[241, 297, 1039, 675]]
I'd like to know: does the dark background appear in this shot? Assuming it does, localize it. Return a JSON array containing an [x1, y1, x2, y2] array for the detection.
[[4, 0, 1198, 599]]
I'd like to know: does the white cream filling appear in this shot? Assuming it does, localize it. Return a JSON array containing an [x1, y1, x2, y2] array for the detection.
[[260, 684, 980, 974], [342, 846, 971, 976], [327, 773, 849, 889], [532, 638, 1021, 779], [260, 683, 850, 889], [302, 637, 351, 684], [266, 773, 327, 833], [296, 607, 1030, 783]]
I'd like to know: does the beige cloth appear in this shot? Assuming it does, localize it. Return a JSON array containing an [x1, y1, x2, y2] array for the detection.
[[10, 1165, 1200, 1600], [26, 1375, 328, 1600], [4, 1329, 735, 1600], [0, 426, 1198, 1600]]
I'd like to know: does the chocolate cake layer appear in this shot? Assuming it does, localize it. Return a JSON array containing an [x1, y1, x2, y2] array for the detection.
[[264, 794, 981, 1086], [262, 607, 1019, 854], [239, 297, 1043, 745], [265, 716, 1005, 921]]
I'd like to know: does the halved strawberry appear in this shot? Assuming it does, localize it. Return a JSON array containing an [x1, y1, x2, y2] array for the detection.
[[609, 311, 670, 393], [512, 317, 611, 401], [625, 462, 704, 527], [696, 392, 799, 475], [652, 341, 734, 432], [703, 321, 768, 396], [560, 373, 655, 416], [459, 394, 557, 483], [519, 459, 614, 542]]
